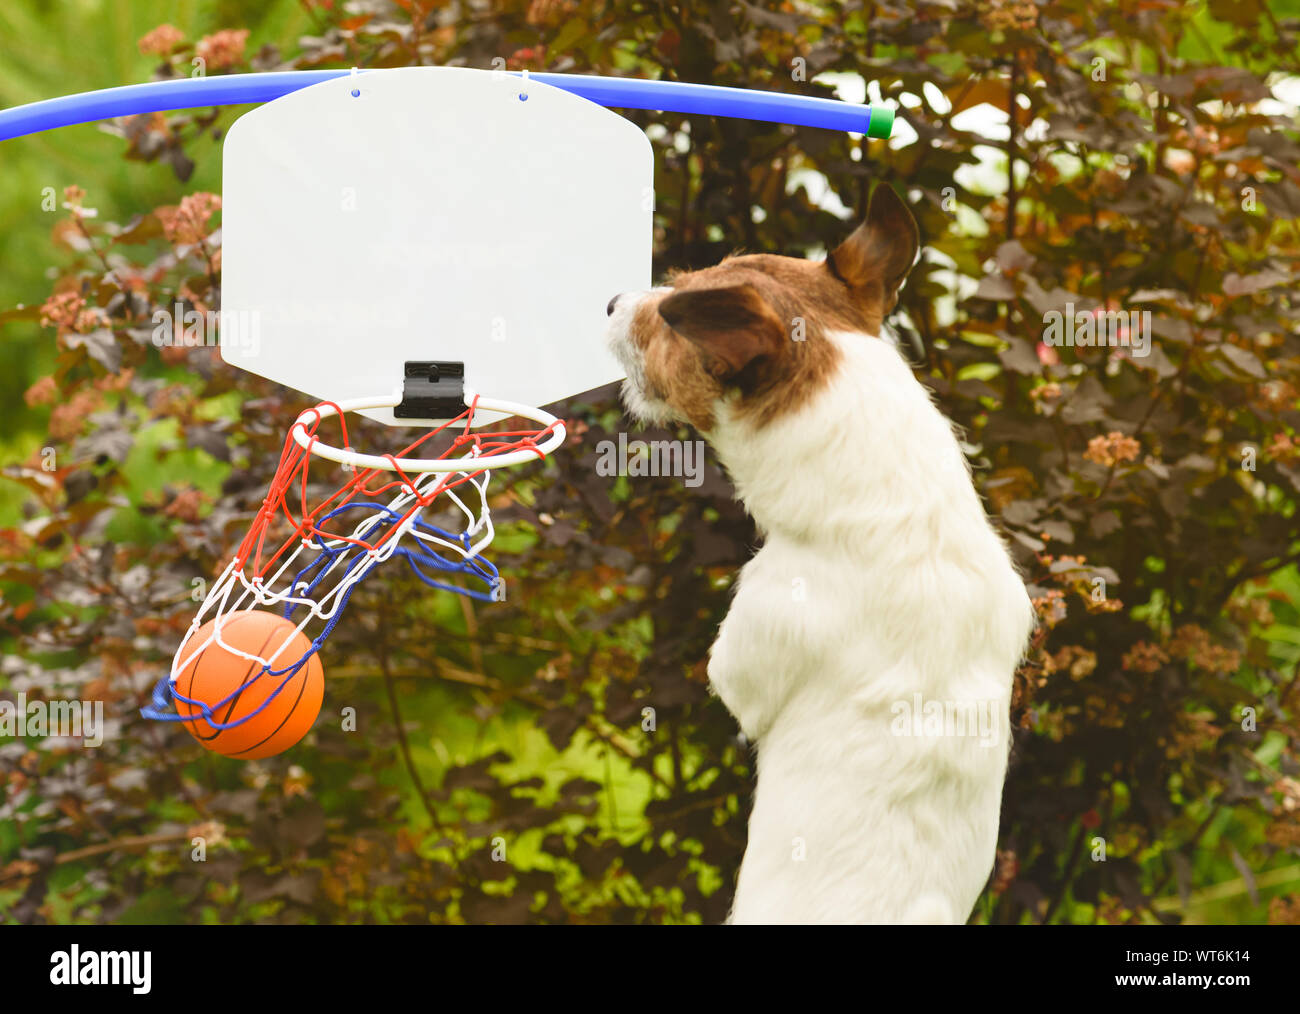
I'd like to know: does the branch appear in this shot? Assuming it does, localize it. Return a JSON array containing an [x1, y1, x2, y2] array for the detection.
[[377, 594, 444, 832], [0, 832, 192, 886]]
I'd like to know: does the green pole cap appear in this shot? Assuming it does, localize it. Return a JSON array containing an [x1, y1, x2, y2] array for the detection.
[[865, 104, 893, 139]]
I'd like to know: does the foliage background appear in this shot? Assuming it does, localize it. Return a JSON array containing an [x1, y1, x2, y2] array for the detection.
[[2, 0, 1300, 924]]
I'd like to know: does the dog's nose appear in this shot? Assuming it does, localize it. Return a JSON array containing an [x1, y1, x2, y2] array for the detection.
[[607, 293, 623, 316]]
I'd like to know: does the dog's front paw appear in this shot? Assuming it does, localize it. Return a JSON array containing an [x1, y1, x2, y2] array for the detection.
[[706, 628, 768, 739], [705, 626, 738, 694]]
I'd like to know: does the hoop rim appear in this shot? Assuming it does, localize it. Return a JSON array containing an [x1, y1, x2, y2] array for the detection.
[[289, 389, 566, 473]]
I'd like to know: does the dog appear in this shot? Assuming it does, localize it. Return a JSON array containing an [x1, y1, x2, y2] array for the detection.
[[605, 184, 1036, 924]]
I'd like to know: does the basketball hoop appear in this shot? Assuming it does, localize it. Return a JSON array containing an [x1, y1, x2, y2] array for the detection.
[[142, 389, 563, 731]]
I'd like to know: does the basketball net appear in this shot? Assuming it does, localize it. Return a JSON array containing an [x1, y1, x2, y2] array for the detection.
[[141, 395, 560, 729]]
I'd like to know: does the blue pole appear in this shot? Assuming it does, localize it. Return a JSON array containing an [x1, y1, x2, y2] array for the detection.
[[0, 70, 893, 143]]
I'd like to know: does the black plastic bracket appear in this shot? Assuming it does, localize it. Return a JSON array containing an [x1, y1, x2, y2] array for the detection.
[[394, 361, 465, 419]]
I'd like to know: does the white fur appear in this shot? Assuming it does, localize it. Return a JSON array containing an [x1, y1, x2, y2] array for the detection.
[[607, 287, 677, 426], [610, 302, 1036, 924]]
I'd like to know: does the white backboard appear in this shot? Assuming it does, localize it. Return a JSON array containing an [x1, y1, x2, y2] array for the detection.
[[220, 66, 653, 425]]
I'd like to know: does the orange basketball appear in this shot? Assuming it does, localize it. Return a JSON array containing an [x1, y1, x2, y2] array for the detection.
[[175, 610, 324, 759]]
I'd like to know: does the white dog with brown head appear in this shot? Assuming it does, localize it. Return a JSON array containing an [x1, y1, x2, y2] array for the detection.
[[606, 185, 1035, 924]]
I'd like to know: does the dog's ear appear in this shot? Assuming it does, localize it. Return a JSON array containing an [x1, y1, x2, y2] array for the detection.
[[658, 284, 787, 384], [827, 184, 919, 312]]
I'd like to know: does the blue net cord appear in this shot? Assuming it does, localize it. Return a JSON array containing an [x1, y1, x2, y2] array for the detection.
[[141, 644, 320, 729], [282, 499, 502, 613]]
